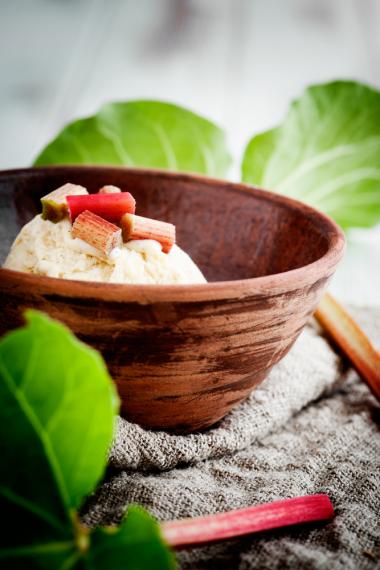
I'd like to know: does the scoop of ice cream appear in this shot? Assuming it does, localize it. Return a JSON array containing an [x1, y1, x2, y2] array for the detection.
[[3, 215, 207, 285]]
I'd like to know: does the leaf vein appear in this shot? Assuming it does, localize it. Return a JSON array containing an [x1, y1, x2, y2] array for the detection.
[[0, 485, 67, 534], [0, 357, 71, 512], [276, 141, 380, 193]]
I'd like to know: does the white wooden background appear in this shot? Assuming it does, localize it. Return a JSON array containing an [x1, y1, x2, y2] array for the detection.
[[1, 0, 380, 305]]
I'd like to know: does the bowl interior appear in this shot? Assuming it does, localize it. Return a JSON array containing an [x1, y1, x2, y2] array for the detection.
[[0, 167, 331, 281]]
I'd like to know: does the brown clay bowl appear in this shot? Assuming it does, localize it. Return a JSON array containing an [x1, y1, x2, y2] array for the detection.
[[0, 166, 345, 433]]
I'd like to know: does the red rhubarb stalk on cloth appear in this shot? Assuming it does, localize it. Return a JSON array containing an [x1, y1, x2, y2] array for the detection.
[[67, 192, 136, 223], [315, 292, 380, 401], [161, 494, 334, 549], [72, 210, 122, 256], [121, 213, 176, 253]]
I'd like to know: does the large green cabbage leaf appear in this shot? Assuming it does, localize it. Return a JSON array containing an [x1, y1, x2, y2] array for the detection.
[[34, 101, 231, 178], [242, 81, 380, 229]]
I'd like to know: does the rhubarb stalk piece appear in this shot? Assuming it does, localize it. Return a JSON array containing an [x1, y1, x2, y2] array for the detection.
[[72, 210, 122, 256], [67, 192, 136, 223], [41, 183, 88, 223], [315, 292, 380, 402], [161, 494, 334, 549], [98, 185, 122, 194], [121, 213, 176, 253]]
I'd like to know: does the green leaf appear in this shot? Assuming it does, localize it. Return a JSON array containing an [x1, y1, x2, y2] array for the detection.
[[0, 311, 118, 561], [242, 127, 280, 184], [34, 100, 231, 178], [0, 313, 174, 568], [86, 507, 175, 570], [241, 80, 380, 229]]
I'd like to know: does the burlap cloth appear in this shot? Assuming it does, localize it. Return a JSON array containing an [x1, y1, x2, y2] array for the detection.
[[83, 306, 380, 569]]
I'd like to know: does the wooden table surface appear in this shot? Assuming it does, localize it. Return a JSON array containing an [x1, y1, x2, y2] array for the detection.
[[1, 0, 379, 305]]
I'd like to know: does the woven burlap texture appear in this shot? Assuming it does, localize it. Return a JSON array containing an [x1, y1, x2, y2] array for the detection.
[[84, 307, 380, 570]]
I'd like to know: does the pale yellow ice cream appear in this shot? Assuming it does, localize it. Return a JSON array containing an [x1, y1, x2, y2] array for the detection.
[[3, 215, 206, 285]]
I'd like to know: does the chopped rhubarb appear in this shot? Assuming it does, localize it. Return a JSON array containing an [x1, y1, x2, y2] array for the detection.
[[71, 210, 122, 256], [161, 494, 334, 549], [98, 185, 122, 194], [120, 213, 176, 253], [41, 183, 88, 223], [67, 192, 136, 223]]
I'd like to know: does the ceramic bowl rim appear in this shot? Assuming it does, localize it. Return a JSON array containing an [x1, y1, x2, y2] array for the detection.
[[0, 166, 346, 303]]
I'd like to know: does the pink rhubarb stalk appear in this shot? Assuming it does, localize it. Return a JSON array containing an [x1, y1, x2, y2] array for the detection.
[[161, 494, 334, 549], [41, 183, 88, 222], [98, 185, 122, 194], [315, 292, 380, 402], [67, 192, 136, 223], [120, 213, 176, 253], [71, 210, 122, 256]]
